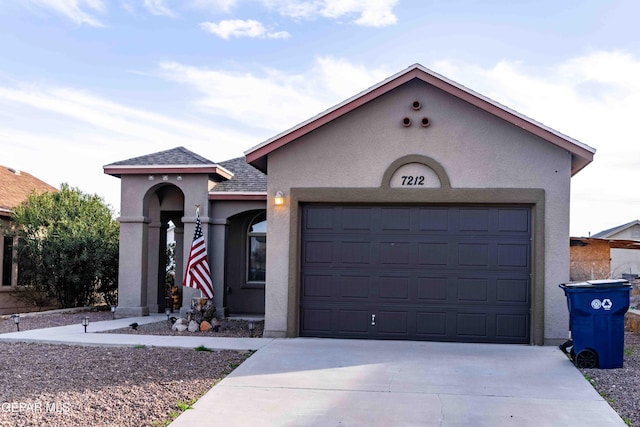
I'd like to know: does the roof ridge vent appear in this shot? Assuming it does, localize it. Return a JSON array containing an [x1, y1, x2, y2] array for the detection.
[[7, 167, 20, 176]]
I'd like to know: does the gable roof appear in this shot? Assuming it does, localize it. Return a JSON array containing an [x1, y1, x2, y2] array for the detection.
[[245, 63, 596, 176], [103, 146, 233, 180], [592, 220, 640, 239], [0, 166, 57, 218]]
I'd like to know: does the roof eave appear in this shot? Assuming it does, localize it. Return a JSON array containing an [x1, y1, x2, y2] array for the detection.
[[103, 164, 234, 180]]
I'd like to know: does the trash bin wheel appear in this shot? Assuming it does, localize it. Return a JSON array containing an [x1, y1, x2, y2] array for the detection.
[[575, 349, 598, 369]]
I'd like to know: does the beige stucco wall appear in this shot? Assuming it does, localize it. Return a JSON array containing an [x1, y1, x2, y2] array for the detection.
[[263, 79, 573, 344]]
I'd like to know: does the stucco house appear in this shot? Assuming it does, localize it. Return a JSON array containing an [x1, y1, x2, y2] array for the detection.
[[105, 64, 595, 345], [0, 166, 57, 313]]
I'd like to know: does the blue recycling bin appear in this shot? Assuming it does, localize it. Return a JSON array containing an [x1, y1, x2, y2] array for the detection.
[[559, 280, 631, 369]]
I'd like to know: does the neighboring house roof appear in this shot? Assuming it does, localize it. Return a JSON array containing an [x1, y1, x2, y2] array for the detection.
[[592, 220, 640, 239], [0, 166, 57, 218], [103, 146, 233, 180], [245, 63, 596, 176], [571, 236, 640, 250], [209, 157, 267, 201]]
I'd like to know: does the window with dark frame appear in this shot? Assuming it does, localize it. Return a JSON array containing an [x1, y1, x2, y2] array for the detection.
[[2, 235, 13, 287], [247, 213, 266, 284]]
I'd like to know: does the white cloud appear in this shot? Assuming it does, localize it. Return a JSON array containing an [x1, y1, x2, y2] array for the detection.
[[431, 51, 640, 236], [261, 0, 398, 27], [142, 0, 176, 17], [189, 0, 238, 13], [200, 19, 290, 39], [25, 0, 107, 27], [157, 57, 388, 132]]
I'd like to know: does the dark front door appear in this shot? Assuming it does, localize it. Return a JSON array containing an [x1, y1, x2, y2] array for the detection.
[[300, 205, 531, 343]]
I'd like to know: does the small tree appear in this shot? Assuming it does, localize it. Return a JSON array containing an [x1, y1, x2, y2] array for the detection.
[[12, 183, 119, 308]]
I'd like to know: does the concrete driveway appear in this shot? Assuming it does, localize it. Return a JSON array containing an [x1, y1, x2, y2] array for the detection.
[[170, 338, 625, 426]]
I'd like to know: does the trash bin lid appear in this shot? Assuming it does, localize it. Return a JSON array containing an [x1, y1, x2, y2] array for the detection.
[[560, 279, 630, 289]]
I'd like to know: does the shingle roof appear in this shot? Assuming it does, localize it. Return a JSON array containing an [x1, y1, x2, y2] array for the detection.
[[213, 157, 267, 193], [0, 166, 57, 216], [592, 220, 640, 239], [105, 146, 215, 166]]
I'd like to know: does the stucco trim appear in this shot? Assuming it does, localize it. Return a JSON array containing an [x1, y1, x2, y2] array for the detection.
[[286, 187, 546, 345], [209, 192, 267, 201], [381, 155, 452, 189]]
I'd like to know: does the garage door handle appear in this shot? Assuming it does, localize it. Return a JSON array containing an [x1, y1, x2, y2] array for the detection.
[[371, 314, 376, 325]]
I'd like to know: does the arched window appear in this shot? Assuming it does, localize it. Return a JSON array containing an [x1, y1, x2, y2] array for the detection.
[[247, 212, 266, 283]]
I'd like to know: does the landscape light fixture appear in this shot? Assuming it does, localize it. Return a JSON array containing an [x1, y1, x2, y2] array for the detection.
[[165, 307, 172, 320], [111, 305, 116, 319], [248, 321, 255, 332], [11, 314, 20, 332], [81, 316, 90, 333]]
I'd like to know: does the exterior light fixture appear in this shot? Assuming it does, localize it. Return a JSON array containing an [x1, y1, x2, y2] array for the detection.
[[111, 305, 116, 319], [11, 314, 20, 332], [81, 316, 90, 333], [165, 307, 172, 320], [248, 321, 255, 331], [274, 191, 285, 206]]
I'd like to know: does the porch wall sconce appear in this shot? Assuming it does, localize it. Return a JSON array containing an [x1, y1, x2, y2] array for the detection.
[[274, 191, 285, 206], [111, 305, 116, 319], [81, 316, 90, 333], [11, 314, 20, 332]]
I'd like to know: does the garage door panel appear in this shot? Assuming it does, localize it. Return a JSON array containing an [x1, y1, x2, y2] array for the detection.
[[304, 240, 333, 264], [418, 243, 449, 265], [301, 205, 531, 343], [496, 279, 530, 303], [457, 278, 489, 302], [302, 274, 334, 298], [459, 208, 491, 232], [497, 243, 530, 268], [458, 243, 489, 266], [381, 207, 411, 230], [341, 241, 371, 264], [418, 208, 450, 231], [417, 277, 448, 301], [339, 275, 371, 298], [379, 276, 410, 300], [380, 242, 411, 264]]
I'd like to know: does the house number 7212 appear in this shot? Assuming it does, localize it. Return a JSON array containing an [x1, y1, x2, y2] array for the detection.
[[401, 175, 425, 186]]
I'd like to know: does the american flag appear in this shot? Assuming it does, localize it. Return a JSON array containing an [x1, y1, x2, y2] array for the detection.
[[182, 207, 214, 299]]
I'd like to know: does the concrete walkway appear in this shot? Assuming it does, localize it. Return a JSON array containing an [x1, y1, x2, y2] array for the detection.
[[0, 314, 272, 351], [0, 317, 626, 426]]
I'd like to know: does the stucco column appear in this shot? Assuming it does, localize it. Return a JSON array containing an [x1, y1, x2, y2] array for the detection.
[[115, 216, 150, 318], [211, 219, 229, 317], [146, 221, 161, 314]]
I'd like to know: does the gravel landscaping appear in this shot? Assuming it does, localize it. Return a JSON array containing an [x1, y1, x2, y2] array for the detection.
[[1, 309, 639, 426], [0, 310, 254, 427]]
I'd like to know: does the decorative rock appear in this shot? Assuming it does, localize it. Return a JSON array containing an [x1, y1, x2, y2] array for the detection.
[[202, 300, 216, 322], [172, 323, 187, 332], [174, 317, 187, 326], [200, 320, 212, 331], [188, 320, 200, 333]]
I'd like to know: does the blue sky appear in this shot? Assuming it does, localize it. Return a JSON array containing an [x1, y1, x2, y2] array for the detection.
[[0, 0, 638, 237]]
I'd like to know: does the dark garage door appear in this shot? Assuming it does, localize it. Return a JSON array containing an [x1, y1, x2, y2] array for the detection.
[[300, 205, 531, 343]]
